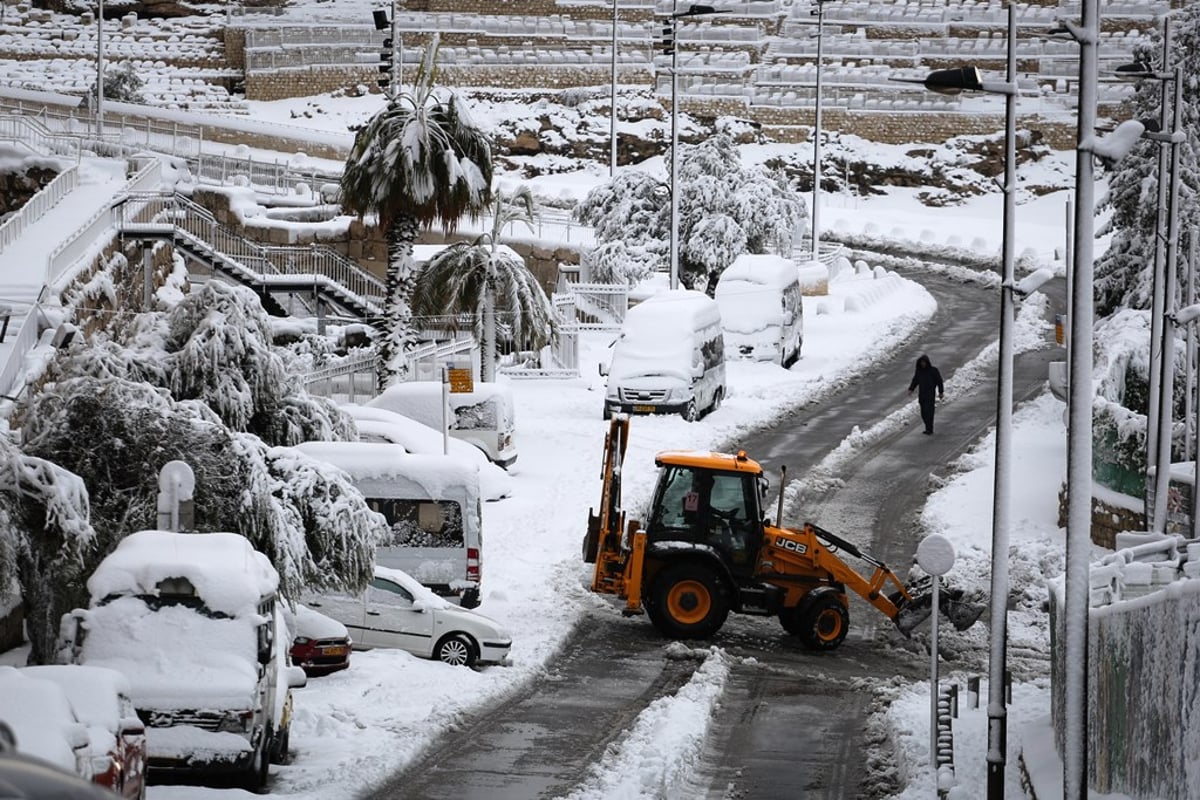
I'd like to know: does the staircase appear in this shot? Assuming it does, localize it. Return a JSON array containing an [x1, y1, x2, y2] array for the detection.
[[113, 192, 385, 321]]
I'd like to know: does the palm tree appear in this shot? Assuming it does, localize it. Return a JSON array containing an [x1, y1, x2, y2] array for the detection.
[[340, 34, 494, 388], [411, 186, 557, 381]]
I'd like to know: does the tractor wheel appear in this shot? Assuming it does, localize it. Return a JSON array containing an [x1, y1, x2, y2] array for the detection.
[[796, 590, 849, 651], [645, 562, 729, 639]]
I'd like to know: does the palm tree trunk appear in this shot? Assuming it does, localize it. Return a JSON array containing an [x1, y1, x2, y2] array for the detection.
[[482, 292, 496, 382], [377, 214, 421, 391]]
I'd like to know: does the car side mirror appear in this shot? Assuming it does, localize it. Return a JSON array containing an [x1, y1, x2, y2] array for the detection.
[[598, 362, 608, 377], [411, 601, 426, 613], [285, 666, 308, 689], [691, 364, 704, 378]]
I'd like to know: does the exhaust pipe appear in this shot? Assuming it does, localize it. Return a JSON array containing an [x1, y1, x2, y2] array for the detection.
[[776, 465, 787, 526]]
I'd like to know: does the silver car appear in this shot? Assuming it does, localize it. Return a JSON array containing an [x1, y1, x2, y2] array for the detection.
[[303, 566, 512, 668]]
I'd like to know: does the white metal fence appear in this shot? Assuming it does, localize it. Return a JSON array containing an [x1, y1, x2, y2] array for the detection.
[[0, 165, 78, 254]]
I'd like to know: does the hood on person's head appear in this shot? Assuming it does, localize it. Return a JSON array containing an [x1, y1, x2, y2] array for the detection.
[[916, 355, 930, 370]]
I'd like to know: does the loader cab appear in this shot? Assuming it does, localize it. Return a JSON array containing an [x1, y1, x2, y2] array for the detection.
[[645, 452, 766, 578]]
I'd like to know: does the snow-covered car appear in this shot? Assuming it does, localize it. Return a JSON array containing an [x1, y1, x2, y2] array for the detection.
[[363, 382, 518, 468], [302, 566, 512, 668], [340, 403, 513, 501], [0, 721, 119, 800], [57, 531, 308, 792], [0, 668, 92, 781], [285, 603, 351, 677], [20, 665, 147, 800]]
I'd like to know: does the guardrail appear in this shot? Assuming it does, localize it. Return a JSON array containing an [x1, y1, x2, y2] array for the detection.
[[0, 165, 79, 254], [45, 158, 163, 290]]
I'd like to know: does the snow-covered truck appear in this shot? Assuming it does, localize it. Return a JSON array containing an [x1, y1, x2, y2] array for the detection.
[[57, 531, 307, 791]]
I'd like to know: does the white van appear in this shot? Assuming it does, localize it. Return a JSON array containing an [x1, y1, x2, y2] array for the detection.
[[714, 254, 804, 367], [293, 441, 485, 608], [601, 289, 726, 422], [366, 382, 518, 469], [58, 531, 306, 792]]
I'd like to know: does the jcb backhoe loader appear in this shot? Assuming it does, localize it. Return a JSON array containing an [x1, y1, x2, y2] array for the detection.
[[582, 415, 983, 648]]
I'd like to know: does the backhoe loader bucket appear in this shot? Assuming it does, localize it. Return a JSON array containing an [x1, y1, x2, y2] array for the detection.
[[892, 580, 985, 636]]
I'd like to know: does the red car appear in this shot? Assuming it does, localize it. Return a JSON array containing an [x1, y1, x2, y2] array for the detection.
[[286, 603, 351, 676], [22, 665, 147, 800]]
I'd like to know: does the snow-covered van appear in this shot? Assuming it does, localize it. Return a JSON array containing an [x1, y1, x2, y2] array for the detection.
[[293, 441, 485, 608], [366, 382, 518, 469], [714, 254, 804, 367], [57, 531, 307, 792], [601, 289, 726, 421]]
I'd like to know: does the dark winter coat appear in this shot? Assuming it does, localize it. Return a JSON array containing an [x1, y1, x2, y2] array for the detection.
[[908, 354, 944, 403]]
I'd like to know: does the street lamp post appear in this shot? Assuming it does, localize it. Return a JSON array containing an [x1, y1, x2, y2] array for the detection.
[[1060, 0, 1100, 793], [809, 0, 834, 263], [610, 0, 619, 176], [910, 7, 1036, 796], [96, 0, 104, 137], [1141, 20, 1173, 482], [1149, 66, 1185, 533], [666, 3, 728, 291]]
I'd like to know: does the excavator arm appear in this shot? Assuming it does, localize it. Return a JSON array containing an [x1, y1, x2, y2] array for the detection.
[[805, 523, 984, 635], [583, 415, 647, 613]]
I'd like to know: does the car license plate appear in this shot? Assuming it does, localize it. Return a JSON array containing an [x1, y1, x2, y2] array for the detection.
[[320, 645, 349, 656], [632, 405, 656, 413]]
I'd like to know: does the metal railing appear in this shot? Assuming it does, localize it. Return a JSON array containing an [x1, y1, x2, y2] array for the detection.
[[45, 158, 163, 290], [302, 351, 377, 404], [0, 298, 42, 400], [0, 114, 82, 160], [0, 165, 78, 254]]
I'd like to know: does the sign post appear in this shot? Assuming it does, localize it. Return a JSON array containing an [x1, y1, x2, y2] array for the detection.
[[916, 533, 956, 775]]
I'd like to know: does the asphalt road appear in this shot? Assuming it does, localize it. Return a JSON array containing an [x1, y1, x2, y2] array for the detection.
[[362, 265, 1067, 800]]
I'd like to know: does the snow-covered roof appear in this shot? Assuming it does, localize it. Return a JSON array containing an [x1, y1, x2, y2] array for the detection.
[[717, 254, 798, 289], [609, 290, 721, 381], [374, 565, 453, 611], [291, 441, 481, 506], [86, 530, 279, 617]]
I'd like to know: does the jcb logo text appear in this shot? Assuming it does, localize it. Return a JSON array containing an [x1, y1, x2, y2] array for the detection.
[[775, 537, 807, 555]]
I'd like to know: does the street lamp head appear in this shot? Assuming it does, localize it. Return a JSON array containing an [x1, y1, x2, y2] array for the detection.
[[674, 4, 731, 17], [1012, 268, 1055, 298], [921, 66, 984, 96], [1089, 118, 1148, 166], [1175, 303, 1200, 327]]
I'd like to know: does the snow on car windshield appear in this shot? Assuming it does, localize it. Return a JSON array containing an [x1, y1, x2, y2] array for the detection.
[[80, 597, 260, 710]]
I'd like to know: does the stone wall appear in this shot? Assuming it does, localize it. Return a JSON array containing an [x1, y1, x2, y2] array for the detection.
[[1056, 484, 1145, 551], [194, 189, 574, 295], [0, 164, 60, 215]]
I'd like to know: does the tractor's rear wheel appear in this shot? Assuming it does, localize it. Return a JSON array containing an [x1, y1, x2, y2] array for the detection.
[[646, 562, 729, 639], [795, 590, 849, 651]]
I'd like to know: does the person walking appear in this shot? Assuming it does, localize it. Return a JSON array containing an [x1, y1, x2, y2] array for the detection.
[[908, 354, 944, 435]]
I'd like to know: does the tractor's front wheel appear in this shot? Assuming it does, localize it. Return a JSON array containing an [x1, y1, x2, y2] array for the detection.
[[793, 590, 849, 651], [645, 562, 729, 639]]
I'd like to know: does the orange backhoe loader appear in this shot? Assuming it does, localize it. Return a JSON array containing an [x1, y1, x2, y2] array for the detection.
[[583, 415, 983, 648]]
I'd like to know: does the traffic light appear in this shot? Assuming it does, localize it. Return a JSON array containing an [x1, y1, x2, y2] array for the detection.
[[378, 37, 393, 89], [660, 21, 674, 56]]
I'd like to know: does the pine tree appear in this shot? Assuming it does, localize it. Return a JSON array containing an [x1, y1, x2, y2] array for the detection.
[[1094, 7, 1200, 316]]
